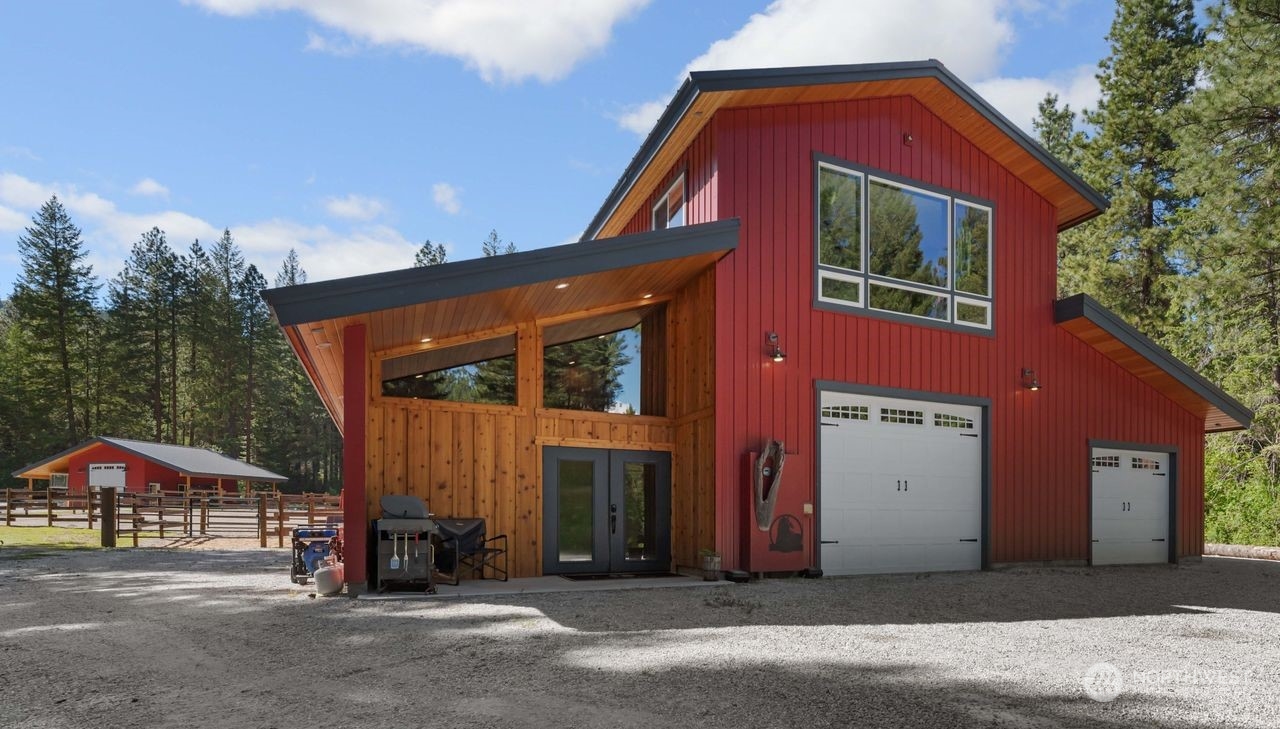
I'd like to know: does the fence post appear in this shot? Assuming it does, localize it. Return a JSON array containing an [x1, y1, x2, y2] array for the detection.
[[87, 491, 95, 529], [258, 493, 268, 548], [200, 496, 208, 535], [276, 493, 285, 548], [47, 486, 54, 527], [307, 494, 315, 526], [4, 488, 11, 526], [101, 488, 116, 548]]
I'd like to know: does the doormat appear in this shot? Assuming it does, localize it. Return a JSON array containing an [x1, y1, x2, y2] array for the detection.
[[560, 572, 682, 581]]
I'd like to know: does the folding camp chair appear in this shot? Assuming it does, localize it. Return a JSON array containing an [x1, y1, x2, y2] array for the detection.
[[433, 518, 508, 586]]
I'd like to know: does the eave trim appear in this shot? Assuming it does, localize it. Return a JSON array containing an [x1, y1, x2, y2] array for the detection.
[[580, 59, 1109, 242], [263, 219, 740, 326], [1054, 293, 1253, 430]]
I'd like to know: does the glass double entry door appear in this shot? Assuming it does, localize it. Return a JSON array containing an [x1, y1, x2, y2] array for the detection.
[[542, 447, 671, 574]]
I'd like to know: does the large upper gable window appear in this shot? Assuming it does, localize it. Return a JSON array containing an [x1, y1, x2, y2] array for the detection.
[[652, 174, 685, 231], [816, 158, 992, 329]]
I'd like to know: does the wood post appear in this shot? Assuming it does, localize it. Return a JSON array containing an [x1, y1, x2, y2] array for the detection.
[[4, 488, 11, 526], [276, 493, 285, 547], [101, 487, 116, 548], [200, 496, 208, 535], [258, 493, 268, 548], [45, 480, 53, 527]]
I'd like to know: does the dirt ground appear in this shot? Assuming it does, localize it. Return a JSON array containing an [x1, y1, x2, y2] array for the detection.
[[1, 547, 1278, 729]]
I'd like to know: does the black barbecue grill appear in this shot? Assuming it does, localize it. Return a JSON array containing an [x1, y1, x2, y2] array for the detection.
[[372, 495, 437, 593]]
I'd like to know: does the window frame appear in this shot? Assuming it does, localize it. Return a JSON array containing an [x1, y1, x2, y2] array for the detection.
[[813, 153, 995, 335], [652, 173, 686, 231]]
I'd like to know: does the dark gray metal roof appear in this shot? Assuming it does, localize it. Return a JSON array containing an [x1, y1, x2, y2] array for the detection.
[[262, 219, 740, 326], [580, 59, 1109, 242], [12, 437, 288, 482], [1054, 294, 1252, 430]]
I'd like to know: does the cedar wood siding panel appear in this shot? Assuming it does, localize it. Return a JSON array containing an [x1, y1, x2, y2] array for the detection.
[[714, 97, 1205, 568]]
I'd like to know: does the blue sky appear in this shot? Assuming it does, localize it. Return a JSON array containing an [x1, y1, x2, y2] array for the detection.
[[0, 0, 1117, 293]]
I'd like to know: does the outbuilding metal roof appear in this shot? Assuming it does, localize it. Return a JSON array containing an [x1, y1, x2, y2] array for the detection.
[[11, 436, 288, 482]]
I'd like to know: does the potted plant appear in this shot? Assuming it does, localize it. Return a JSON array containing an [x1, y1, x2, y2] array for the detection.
[[699, 548, 722, 581]]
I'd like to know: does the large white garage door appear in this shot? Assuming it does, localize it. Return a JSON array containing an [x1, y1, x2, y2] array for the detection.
[[819, 391, 982, 575], [88, 463, 126, 492], [1091, 447, 1170, 566]]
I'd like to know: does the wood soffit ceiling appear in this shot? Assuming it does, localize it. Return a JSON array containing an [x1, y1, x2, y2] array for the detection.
[[281, 247, 727, 433]]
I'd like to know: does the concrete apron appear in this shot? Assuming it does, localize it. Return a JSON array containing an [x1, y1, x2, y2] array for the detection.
[[356, 573, 723, 600]]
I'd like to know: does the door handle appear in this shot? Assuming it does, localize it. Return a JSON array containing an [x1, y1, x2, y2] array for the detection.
[[820, 540, 840, 544], [609, 503, 617, 534], [959, 538, 978, 543]]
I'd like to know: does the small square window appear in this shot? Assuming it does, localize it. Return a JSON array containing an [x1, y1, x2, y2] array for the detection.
[[652, 175, 685, 230]]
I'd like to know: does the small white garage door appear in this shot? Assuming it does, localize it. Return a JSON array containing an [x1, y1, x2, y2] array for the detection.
[[88, 463, 127, 492], [1091, 447, 1170, 565], [819, 391, 982, 575]]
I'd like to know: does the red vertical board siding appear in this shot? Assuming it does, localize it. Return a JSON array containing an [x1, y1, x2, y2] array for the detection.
[[711, 97, 1206, 566]]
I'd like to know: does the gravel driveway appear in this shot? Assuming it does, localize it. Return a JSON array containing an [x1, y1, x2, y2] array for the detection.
[[1, 548, 1277, 728]]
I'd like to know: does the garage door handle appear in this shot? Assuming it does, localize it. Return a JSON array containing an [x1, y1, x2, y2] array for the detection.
[[959, 538, 978, 543], [1151, 538, 1165, 542], [820, 540, 839, 544], [959, 433, 979, 438], [1155, 472, 1166, 476], [821, 422, 839, 427]]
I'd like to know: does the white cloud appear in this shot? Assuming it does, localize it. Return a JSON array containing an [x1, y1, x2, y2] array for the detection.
[[185, 0, 650, 83], [617, 0, 1015, 135], [613, 0, 1100, 137], [0, 203, 27, 232], [130, 177, 170, 199], [0, 146, 40, 162], [432, 183, 461, 215], [614, 100, 667, 136], [324, 193, 387, 221], [0, 171, 418, 284], [972, 64, 1100, 133]]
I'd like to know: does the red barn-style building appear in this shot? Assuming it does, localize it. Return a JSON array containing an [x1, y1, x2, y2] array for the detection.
[[13, 437, 287, 495], [264, 61, 1250, 590]]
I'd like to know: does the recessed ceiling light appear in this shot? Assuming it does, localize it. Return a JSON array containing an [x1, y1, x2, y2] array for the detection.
[[414, 374, 424, 379], [642, 293, 653, 299], [554, 282, 570, 290], [420, 337, 433, 343], [317, 342, 332, 349]]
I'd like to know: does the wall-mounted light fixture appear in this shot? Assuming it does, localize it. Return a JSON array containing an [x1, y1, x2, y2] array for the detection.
[[1020, 368, 1041, 391], [902, 132, 914, 146], [766, 332, 786, 363]]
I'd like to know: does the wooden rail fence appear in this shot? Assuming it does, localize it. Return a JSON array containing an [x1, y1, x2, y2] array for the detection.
[[1, 488, 341, 547]]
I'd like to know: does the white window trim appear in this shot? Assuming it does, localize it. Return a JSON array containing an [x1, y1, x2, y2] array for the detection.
[[866, 278, 951, 323], [817, 269, 864, 308], [953, 297, 992, 330], [953, 199, 993, 299], [868, 175, 952, 292], [815, 158, 994, 331], [652, 173, 686, 230]]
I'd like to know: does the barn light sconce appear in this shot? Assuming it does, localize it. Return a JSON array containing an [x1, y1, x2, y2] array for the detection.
[[766, 332, 786, 363], [1021, 368, 1041, 391], [902, 132, 914, 146]]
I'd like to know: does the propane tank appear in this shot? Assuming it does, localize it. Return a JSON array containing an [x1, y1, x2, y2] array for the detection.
[[313, 557, 345, 596]]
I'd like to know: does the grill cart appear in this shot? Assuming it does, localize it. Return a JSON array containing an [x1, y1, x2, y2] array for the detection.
[[290, 527, 342, 586], [372, 495, 437, 593]]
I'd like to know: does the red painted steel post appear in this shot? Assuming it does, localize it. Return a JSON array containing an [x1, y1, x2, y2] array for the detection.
[[343, 322, 369, 590]]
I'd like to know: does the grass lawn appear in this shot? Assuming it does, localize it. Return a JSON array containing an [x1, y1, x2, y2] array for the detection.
[[0, 526, 103, 557]]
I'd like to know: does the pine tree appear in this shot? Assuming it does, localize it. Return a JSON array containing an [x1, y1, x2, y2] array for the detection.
[[10, 196, 99, 446], [413, 240, 447, 267], [481, 229, 516, 257], [1175, 1, 1280, 545], [1032, 93, 1086, 172], [1066, 0, 1202, 341]]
